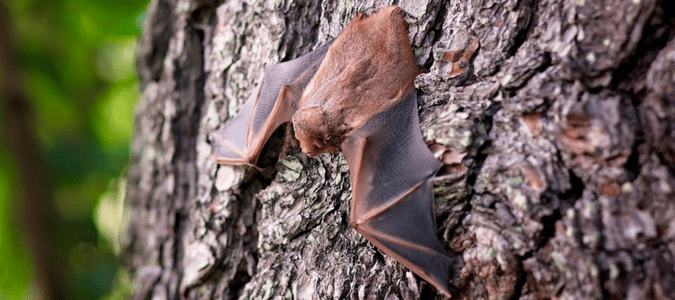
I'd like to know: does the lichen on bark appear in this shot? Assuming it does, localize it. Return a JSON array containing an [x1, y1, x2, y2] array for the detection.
[[126, 0, 675, 299]]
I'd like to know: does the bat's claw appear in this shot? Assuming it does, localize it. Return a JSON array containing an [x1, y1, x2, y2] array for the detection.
[[249, 164, 264, 172]]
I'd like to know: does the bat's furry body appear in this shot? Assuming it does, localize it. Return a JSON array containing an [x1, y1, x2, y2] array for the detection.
[[212, 6, 453, 297], [293, 6, 420, 156]]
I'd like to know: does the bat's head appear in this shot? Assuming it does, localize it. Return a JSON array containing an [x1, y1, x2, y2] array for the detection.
[[292, 106, 349, 157]]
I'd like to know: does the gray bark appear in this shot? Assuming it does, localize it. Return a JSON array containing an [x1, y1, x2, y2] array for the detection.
[[125, 0, 675, 299]]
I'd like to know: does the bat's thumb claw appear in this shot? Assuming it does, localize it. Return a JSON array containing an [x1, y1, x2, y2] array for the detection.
[[249, 164, 264, 172]]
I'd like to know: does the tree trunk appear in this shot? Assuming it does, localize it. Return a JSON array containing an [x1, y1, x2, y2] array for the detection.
[[124, 0, 675, 299]]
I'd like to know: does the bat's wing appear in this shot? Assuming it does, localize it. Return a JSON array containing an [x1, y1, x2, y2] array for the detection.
[[211, 42, 333, 166], [341, 91, 452, 296]]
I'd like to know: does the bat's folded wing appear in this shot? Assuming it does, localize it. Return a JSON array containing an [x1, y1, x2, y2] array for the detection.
[[211, 42, 333, 166], [341, 91, 452, 296]]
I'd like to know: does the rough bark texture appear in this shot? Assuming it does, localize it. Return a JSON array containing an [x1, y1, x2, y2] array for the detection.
[[125, 0, 675, 299]]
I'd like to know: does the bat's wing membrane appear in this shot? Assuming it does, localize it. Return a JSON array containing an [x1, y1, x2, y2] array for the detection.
[[341, 91, 452, 296], [212, 42, 333, 166]]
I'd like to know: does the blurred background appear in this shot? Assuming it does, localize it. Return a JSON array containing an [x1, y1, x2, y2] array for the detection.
[[0, 0, 149, 299]]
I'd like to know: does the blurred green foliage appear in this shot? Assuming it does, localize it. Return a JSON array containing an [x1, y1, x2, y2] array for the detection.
[[0, 0, 148, 298]]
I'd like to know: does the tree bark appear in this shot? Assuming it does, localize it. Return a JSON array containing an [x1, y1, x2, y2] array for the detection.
[[124, 0, 675, 299]]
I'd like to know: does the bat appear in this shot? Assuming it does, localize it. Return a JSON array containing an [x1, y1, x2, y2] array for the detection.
[[211, 6, 453, 297]]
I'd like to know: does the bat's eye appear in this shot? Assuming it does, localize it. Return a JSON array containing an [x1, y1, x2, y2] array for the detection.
[[297, 134, 326, 157]]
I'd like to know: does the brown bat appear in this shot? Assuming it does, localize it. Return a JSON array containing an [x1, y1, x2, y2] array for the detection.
[[211, 6, 453, 297]]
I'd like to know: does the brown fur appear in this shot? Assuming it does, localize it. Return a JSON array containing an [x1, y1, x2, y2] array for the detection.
[[293, 6, 421, 156]]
